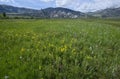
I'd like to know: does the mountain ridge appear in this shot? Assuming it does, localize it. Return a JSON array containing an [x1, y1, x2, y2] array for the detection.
[[0, 4, 120, 18], [88, 7, 120, 18], [0, 4, 85, 18]]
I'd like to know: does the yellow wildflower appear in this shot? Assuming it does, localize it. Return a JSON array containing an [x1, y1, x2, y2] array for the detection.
[[60, 45, 67, 52], [21, 48, 25, 52]]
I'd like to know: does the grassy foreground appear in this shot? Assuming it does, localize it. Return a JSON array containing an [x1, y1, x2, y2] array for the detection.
[[0, 19, 120, 79]]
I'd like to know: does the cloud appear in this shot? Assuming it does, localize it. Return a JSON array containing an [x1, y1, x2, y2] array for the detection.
[[56, 0, 71, 6], [76, 0, 120, 12], [1, 0, 120, 12], [0, 0, 14, 3], [55, 0, 80, 8], [55, 0, 120, 12], [40, 0, 54, 2]]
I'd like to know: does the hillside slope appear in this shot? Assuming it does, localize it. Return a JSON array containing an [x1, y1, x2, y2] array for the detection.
[[0, 4, 85, 18]]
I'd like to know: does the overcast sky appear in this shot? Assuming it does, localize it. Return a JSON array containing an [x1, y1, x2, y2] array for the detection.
[[0, 0, 120, 12]]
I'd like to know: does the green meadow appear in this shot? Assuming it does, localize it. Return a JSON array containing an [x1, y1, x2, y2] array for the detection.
[[0, 19, 120, 79]]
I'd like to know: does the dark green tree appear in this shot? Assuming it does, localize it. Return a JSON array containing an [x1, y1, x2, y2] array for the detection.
[[3, 12, 6, 18]]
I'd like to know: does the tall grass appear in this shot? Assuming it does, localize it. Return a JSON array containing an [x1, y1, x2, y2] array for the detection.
[[0, 19, 120, 79]]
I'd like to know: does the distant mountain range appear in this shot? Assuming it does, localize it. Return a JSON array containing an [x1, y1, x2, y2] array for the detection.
[[0, 4, 120, 18], [88, 7, 120, 18], [0, 4, 85, 18]]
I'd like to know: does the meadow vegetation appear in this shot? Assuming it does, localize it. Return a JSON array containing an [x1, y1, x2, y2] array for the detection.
[[0, 19, 120, 79]]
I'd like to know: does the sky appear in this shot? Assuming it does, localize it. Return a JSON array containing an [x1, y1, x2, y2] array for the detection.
[[0, 0, 120, 12]]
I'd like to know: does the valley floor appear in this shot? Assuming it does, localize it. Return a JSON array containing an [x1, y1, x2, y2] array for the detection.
[[0, 19, 120, 79]]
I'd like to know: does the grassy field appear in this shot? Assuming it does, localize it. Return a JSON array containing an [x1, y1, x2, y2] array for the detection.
[[0, 19, 120, 79]]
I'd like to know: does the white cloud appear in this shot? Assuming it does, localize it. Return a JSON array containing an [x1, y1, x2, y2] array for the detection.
[[56, 0, 80, 7], [56, 0, 71, 6], [77, 0, 120, 12], [55, 0, 120, 12], [0, 0, 14, 3], [1, 0, 120, 12], [40, 0, 54, 2]]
